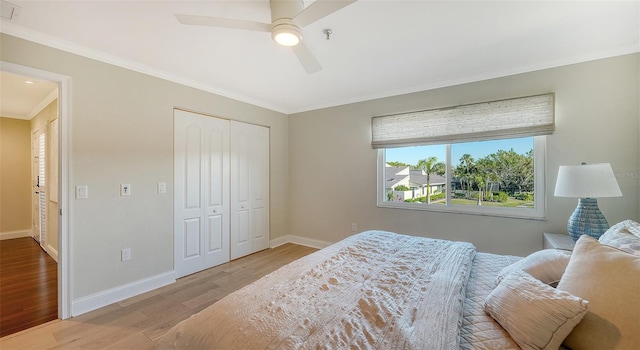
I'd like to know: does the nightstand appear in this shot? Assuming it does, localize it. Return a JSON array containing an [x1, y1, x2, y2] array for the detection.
[[543, 233, 575, 251]]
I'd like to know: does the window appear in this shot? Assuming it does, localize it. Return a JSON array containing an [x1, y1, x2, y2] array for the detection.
[[372, 94, 553, 219], [378, 136, 545, 219]]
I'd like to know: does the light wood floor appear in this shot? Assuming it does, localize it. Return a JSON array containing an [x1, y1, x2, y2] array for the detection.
[[0, 243, 317, 350]]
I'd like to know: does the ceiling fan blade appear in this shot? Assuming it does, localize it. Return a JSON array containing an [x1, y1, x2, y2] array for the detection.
[[292, 42, 323, 74], [293, 0, 357, 27], [175, 14, 271, 32]]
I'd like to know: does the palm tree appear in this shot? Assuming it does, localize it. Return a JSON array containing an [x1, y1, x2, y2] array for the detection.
[[457, 154, 475, 198], [416, 156, 444, 204], [475, 174, 486, 205], [476, 157, 496, 201]]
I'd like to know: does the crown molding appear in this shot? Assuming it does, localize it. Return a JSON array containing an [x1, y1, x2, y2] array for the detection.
[[1, 22, 288, 114], [26, 88, 57, 120]]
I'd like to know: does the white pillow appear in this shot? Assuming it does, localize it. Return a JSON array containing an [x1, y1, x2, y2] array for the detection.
[[485, 270, 589, 350], [495, 248, 571, 287], [599, 220, 640, 255], [600, 219, 640, 240]]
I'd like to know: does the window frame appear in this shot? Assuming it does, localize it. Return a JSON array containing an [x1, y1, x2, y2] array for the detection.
[[376, 136, 547, 220]]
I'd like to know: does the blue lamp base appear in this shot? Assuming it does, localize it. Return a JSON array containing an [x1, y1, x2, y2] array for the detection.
[[567, 198, 610, 242]]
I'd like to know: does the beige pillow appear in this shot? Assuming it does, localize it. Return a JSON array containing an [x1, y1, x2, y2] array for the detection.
[[557, 235, 640, 350], [495, 249, 571, 287], [485, 270, 588, 350]]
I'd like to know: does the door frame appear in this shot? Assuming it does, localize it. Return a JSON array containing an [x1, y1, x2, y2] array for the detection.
[[2, 61, 72, 319]]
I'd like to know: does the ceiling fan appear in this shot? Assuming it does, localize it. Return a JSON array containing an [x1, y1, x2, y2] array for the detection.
[[175, 0, 357, 74]]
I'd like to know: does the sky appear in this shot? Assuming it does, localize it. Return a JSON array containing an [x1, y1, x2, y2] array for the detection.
[[386, 137, 534, 166]]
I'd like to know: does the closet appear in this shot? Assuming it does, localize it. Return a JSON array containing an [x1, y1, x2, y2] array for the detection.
[[174, 109, 269, 278]]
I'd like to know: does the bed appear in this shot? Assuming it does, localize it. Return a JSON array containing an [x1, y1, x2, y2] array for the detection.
[[157, 225, 640, 349]]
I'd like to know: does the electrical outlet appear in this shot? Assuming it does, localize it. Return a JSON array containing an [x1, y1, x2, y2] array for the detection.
[[121, 248, 131, 261], [120, 184, 131, 196], [351, 223, 358, 232]]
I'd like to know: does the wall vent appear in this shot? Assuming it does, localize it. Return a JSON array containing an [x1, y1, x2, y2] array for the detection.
[[1, 0, 22, 21]]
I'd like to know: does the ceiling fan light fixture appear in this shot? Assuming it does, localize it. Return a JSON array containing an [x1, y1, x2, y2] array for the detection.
[[272, 23, 302, 46]]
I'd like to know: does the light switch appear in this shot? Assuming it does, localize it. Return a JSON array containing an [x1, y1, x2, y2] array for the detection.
[[76, 185, 88, 199], [157, 182, 167, 194], [121, 248, 131, 261]]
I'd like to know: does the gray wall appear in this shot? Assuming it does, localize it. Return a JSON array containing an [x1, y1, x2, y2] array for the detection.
[[2, 32, 638, 306], [1, 34, 290, 299], [289, 53, 640, 256]]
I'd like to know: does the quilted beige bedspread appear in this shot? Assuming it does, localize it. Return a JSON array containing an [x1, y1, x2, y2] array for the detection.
[[157, 230, 476, 349], [460, 252, 520, 350]]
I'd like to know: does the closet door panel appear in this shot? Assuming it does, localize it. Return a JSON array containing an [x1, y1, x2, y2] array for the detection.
[[251, 126, 270, 252], [230, 122, 252, 259], [205, 127, 224, 256], [185, 124, 202, 209], [208, 128, 225, 208], [207, 214, 223, 252], [175, 110, 230, 277], [204, 117, 230, 267], [183, 218, 201, 258], [234, 126, 251, 204], [231, 209, 251, 260], [175, 113, 205, 277], [230, 121, 270, 259]]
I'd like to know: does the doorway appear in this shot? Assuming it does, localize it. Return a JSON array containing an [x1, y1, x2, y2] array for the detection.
[[0, 71, 58, 336], [0, 62, 71, 325]]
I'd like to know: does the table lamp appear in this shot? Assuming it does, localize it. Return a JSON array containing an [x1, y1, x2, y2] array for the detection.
[[554, 162, 622, 241]]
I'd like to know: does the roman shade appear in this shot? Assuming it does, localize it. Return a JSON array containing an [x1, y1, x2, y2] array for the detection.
[[371, 93, 555, 149]]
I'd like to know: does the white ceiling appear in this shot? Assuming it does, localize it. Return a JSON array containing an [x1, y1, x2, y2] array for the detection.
[[1, 0, 638, 114], [0, 71, 58, 119]]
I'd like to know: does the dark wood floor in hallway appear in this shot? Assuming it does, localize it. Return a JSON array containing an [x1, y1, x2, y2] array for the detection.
[[0, 237, 57, 338]]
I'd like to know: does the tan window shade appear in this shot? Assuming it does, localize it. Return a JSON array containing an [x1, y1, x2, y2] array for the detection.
[[371, 93, 554, 149]]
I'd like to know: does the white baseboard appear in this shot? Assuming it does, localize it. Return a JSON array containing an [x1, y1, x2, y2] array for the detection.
[[46, 244, 59, 263], [0, 229, 32, 240], [71, 271, 175, 317], [270, 235, 333, 250]]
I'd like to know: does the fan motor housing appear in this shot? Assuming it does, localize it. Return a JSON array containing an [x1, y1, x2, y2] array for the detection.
[[270, 0, 303, 22]]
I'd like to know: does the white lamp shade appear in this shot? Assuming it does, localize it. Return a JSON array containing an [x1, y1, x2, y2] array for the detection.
[[554, 163, 622, 198]]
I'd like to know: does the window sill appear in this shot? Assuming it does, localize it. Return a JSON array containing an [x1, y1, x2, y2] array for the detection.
[[377, 201, 546, 220]]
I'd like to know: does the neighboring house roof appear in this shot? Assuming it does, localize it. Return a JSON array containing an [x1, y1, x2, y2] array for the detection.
[[386, 166, 409, 174], [409, 170, 446, 186], [386, 166, 410, 187], [386, 165, 445, 188]]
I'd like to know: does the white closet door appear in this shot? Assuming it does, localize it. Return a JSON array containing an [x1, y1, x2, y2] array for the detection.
[[174, 110, 230, 278], [250, 124, 270, 253], [230, 121, 270, 260], [204, 118, 230, 268]]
